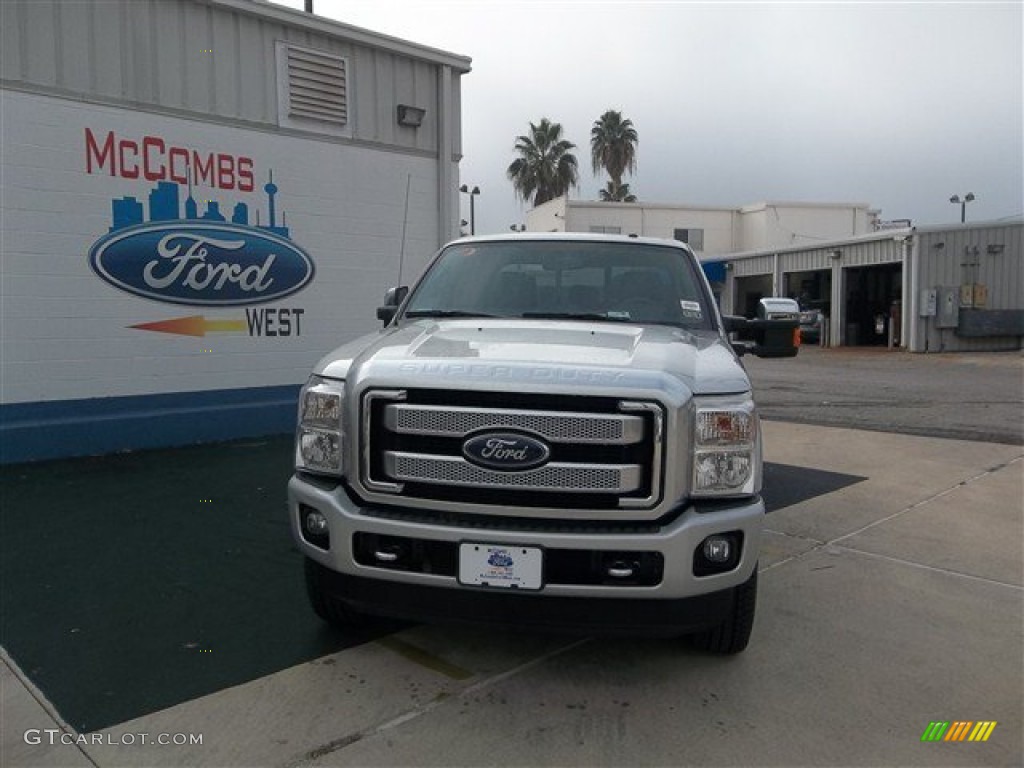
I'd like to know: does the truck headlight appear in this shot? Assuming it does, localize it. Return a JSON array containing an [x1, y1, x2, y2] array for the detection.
[[296, 376, 345, 476], [692, 396, 760, 497]]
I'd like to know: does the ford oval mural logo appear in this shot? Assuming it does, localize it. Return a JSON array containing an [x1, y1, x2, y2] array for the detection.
[[88, 223, 315, 306], [462, 432, 551, 471]]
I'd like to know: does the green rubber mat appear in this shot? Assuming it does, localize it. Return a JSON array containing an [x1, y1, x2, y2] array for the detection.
[[0, 436, 396, 733]]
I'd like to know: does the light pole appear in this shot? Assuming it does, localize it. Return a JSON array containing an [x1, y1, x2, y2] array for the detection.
[[460, 184, 480, 235], [949, 193, 975, 224]]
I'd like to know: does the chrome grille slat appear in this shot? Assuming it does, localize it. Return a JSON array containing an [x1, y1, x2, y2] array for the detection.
[[384, 452, 641, 493], [383, 404, 643, 444]]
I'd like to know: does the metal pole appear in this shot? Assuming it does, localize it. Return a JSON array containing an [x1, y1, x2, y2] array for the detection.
[[470, 193, 476, 235]]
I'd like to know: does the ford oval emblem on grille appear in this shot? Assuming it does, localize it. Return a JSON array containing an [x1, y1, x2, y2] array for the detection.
[[462, 432, 551, 471]]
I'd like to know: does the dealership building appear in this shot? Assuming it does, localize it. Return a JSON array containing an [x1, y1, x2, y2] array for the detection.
[[0, 0, 471, 463], [527, 198, 1023, 353]]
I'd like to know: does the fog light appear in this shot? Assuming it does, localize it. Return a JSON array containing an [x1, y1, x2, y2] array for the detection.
[[304, 510, 328, 536], [703, 536, 731, 563]]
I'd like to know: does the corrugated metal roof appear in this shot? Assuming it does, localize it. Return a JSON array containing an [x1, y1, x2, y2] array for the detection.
[[206, 0, 472, 71]]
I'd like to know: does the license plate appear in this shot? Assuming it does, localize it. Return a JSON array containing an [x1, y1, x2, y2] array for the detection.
[[458, 543, 543, 590]]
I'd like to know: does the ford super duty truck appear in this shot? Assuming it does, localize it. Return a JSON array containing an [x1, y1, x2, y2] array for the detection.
[[288, 233, 797, 654]]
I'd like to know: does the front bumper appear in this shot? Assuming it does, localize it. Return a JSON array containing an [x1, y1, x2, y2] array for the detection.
[[308, 561, 738, 635], [288, 474, 763, 621]]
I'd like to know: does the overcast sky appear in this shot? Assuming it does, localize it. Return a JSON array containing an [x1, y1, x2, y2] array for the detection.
[[273, 0, 1022, 236]]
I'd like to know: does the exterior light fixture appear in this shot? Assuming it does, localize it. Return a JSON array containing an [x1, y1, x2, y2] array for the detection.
[[949, 193, 975, 223], [396, 104, 426, 127], [830, 249, 842, 260], [459, 184, 480, 235]]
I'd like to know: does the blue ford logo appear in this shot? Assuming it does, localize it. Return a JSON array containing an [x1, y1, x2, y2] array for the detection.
[[462, 432, 551, 471], [88, 222, 315, 306]]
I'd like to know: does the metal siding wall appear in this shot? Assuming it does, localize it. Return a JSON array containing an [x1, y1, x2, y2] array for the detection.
[[840, 239, 900, 267], [1, 2, 22, 82], [913, 223, 1023, 352], [782, 249, 830, 272], [58, 1, 92, 93], [154, 1, 183, 107], [91, 1, 125, 98], [731, 255, 773, 276], [24, 0, 59, 84], [3, 0, 443, 155], [237, 13, 268, 123], [374, 49, 396, 145], [211, 7, 240, 116]]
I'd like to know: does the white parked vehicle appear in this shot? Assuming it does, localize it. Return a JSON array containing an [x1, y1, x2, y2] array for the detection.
[[288, 234, 797, 653]]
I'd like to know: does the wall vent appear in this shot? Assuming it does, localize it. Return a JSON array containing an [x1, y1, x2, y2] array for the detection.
[[285, 45, 347, 125]]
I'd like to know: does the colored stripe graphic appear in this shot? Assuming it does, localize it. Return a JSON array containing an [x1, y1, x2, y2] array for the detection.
[[944, 721, 972, 741], [922, 721, 996, 742], [969, 722, 997, 742], [130, 316, 247, 337]]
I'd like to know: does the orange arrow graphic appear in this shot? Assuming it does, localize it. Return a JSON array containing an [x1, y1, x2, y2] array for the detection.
[[130, 315, 247, 337]]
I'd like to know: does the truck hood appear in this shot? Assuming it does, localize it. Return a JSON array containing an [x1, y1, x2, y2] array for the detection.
[[315, 319, 750, 397]]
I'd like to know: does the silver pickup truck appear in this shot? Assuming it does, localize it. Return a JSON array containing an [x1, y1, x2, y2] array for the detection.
[[288, 234, 797, 654]]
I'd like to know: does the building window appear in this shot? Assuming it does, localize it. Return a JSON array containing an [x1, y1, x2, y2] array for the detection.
[[674, 228, 704, 251], [276, 43, 350, 136], [589, 225, 622, 234]]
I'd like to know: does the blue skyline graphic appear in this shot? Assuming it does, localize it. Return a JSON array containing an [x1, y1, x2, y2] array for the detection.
[[109, 171, 290, 238]]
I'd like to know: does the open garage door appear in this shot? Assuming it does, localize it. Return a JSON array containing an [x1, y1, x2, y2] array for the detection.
[[785, 269, 832, 317], [843, 263, 902, 346], [734, 274, 773, 318]]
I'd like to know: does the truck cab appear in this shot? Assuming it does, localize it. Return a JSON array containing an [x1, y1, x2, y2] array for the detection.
[[288, 234, 797, 653]]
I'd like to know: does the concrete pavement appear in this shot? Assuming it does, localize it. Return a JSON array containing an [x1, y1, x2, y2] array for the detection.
[[3, 420, 1022, 767]]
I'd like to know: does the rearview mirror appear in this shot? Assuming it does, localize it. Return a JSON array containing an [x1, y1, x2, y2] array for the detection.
[[376, 285, 409, 325]]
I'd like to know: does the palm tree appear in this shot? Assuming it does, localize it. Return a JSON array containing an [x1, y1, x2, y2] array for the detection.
[[590, 110, 638, 197], [507, 118, 580, 207], [598, 181, 637, 203]]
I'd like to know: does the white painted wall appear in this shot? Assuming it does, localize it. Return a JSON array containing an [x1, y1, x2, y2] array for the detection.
[[524, 197, 568, 232], [739, 203, 873, 249], [535, 199, 875, 255], [1, 89, 442, 405]]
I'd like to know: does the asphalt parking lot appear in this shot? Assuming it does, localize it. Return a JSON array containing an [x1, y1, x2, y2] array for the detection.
[[2, 348, 1022, 767], [745, 345, 1023, 445]]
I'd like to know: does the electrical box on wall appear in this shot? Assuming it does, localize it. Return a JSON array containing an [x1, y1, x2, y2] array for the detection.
[[936, 286, 959, 328], [919, 289, 937, 318]]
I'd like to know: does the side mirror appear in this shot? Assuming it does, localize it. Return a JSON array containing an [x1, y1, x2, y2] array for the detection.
[[722, 315, 799, 358], [722, 315, 748, 333], [376, 285, 409, 325], [748, 318, 800, 358], [722, 316, 750, 356]]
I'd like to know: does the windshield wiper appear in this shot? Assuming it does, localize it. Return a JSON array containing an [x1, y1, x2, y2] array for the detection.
[[404, 309, 499, 319], [519, 311, 635, 323]]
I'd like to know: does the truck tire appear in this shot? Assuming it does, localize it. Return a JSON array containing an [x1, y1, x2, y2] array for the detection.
[[688, 567, 757, 654], [304, 558, 366, 628]]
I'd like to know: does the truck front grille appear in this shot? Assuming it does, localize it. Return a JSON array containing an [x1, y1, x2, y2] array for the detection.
[[361, 389, 663, 510]]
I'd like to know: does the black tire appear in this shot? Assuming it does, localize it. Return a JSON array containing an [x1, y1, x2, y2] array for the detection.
[[304, 558, 367, 628], [688, 567, 757, 655]]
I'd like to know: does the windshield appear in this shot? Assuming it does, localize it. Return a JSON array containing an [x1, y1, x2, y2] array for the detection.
[[401, 240, 715, 330]]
